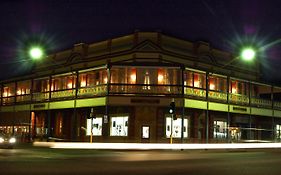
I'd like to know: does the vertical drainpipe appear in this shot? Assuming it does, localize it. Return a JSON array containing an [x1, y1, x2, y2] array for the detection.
[[106, 63, 111, 140], [271, 85, 275, 142], [13, 81, 17, 135], [47, 75, 52, 141], [181, 66, 185, 143], [206, 72, 209, 143], [227, 76, 230, 142], [249, 81, 252, 140], [72, 70, 79, 141], [30, 78, 34, 142]]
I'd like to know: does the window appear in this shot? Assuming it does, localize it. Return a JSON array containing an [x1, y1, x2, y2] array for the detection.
[[184, 70, 206, 88], [143, 71, 151, 90], [230, 80, 249, 95], [213, 120, 227, 139], [34, 78, 50, 92], [17, 80, 31, 95], [86, 117, 103, 136], [110, 116, 128, 136], [142, 126, 150, 139], [165, 116, 188, 138], [276, 124, 281, 139]]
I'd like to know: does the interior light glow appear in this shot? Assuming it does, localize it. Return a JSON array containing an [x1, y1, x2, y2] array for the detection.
[[209, 83, 215, 90], [67, 82, 73, 89], [158, 74, 164, 83], [81, 81, 86, 87]]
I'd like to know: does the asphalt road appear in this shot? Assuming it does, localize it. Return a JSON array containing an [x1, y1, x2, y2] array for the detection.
[[1, 144, 281, 175]]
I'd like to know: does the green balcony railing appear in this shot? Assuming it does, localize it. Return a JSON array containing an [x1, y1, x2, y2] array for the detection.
[[51, 89, 76, 99], [184, 87, 206, 98], [32, 92, 49, 102], [78, 85, 107, 97], [229, 93, 249, 104], [109, 84, 182, 95]]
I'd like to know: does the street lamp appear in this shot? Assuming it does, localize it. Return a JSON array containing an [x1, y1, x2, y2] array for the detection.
[[240, 47, 256, 61], [29, 46, 44, 60]]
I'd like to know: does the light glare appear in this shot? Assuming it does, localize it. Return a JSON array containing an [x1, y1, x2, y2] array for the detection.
[[241, 48, 255, 61], [29, 47, 43, 60]]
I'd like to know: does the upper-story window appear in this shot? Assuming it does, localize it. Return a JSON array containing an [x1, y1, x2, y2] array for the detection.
[[2, 83, 15, 97], [17, 80, 31, 95], [229, 79, 249, 96], [208, 75, 227, 92], [79, 69, 107, 87], [33, 78, 50, 93], [52, 74, 76, 91], [143, 70, 151, 90], [111, 67, 181, 85], [184, 70, 206, 89]]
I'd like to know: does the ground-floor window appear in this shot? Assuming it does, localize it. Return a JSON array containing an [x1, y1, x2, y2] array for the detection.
[[276, 124, 281, 139], [213, 120, 227, 139], [110, 116, 128, 136], [142, 126, 150, 139], [165, 115, 188, 138], [86, 117, 103, 136]]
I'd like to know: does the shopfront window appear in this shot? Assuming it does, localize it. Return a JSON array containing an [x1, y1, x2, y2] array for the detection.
[[110, 116, 128, 136], [165, 115, 188, 138], [86, 117, 103, 136], [276, 124, 281, 139], [213, 120, 227, 139]]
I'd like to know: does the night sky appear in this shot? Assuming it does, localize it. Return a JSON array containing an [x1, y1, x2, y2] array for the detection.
[[1, 0, 281, 85]]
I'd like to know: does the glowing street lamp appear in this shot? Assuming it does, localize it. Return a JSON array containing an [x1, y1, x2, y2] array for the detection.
[[240, 47, 256, 61], [29, 46, 44, 60]]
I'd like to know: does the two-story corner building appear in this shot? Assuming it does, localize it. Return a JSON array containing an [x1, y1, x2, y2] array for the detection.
[[1, 31, 281, 143]]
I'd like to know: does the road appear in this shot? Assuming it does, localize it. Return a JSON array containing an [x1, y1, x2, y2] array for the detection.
[[1, 144, 281, 175]]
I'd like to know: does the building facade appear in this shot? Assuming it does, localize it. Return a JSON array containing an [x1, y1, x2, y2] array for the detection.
[[1, 32, 281, 143]]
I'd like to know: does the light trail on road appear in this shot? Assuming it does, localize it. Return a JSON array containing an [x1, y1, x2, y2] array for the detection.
[[33, 142, 281, 150]]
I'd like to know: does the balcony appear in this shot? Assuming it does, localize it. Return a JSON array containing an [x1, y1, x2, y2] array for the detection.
[[78, 85, 107, 97], [184, 87, 206, 98], [51, 89, 76, 99], [109, 84, 182, 96]]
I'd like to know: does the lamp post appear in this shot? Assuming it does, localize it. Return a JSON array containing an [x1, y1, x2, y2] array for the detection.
[[223, 47, 256, 142]]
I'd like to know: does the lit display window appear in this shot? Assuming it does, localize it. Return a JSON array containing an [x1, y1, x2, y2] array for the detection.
[[86, 117, 103, 136], [213, 120, 227, 139], [110, 116, 128, 136], [165, 116, 188, 138], [276, 124, 281, 139], [142, 126, 150, 139]]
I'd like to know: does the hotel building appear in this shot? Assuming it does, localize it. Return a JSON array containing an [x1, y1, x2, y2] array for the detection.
[[1, 32, 281, 143]]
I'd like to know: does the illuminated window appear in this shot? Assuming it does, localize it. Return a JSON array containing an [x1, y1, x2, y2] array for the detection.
[[213, 120, 227, 139], [86, 117, 103, 136], [276, 124, 281, 139], [143, 71, 150, 90], [165, 115, 188, 138], [142, 126, 150, 139], [130, 68, 137, 84], [158, 69, 164, 84], [110, 116, 128, 136]]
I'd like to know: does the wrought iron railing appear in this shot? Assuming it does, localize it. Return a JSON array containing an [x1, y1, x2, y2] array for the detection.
[[78, 85, 107, 97], [109, 84, 182, 95]]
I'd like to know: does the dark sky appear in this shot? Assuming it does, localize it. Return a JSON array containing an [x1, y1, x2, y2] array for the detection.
[[1, 0, 281, 84]]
